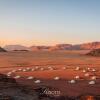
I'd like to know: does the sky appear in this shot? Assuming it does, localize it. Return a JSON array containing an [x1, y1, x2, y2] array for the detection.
[[0, 0, 100, 46]]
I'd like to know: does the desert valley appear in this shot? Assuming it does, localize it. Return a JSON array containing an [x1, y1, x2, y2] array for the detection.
[[0, 42, 100, 100], [0, 0, 100, 99]]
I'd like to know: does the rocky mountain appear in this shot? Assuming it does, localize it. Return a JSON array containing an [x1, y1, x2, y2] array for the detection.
[[30, 44, 72, 51], [30, 46, 51, 51], [51, 42, 100, 50], [87, 49, 100, 56], [3, 42, 100, 51], [4, 45, 29, 51], [55, 42, 100, 50], [79, 42, 100, 50], [49, 44, 72, 51], [54, 44, 72, 50]]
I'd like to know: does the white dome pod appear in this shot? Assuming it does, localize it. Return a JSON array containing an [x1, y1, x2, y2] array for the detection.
[[91, 69, 96, 72], [62, 67, 67, 70], [88, 81, 95, 85], [75, 67, 80, 71], [7, 72, 12, 75], [18, 68, 22, 71], [54, 77, 60, 80], [27, 76, 34, 80], [26, 67, 30, 70], [68, 80, 76, 84], [14, 75, 21, 79], [74, 76, 80, 79], [84, 73, 90, 77], [87, 67, 91, 71], [40, 68, 44, 71], [91, 76, 96, 80], [12, 70, 17, 73], [7, 74, 11, 77], [48, 66, 52, 69], [31, 68, 35, 71], [35, 66, 39, 69], [48, 67, 54, 70], [82, 69, 87, 73], [34, 80, 41, 84], [48, 66, 53, 69], [22, 69, 26, 72]]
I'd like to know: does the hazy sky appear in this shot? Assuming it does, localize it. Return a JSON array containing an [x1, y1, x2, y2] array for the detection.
[[0, 0, 100, 46]]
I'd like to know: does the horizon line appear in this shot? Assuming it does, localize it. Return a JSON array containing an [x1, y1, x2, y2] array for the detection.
[[1, 41, 100, 47]]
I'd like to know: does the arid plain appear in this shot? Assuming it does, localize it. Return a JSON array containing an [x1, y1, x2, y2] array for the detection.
[[0, 50, 100, 97]]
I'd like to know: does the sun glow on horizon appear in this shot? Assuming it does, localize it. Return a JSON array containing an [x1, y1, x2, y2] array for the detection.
[[0, 38, 99, 47], [0, 0, 100, 46]]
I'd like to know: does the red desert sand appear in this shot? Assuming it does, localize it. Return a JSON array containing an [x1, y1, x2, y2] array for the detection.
[[0, 50, 100, 97]]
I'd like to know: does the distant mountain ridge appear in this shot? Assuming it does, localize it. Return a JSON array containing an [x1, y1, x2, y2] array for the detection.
[[3, 42, 100, 51], [79, 42, 100, 50], [4, 45, 29, 51]]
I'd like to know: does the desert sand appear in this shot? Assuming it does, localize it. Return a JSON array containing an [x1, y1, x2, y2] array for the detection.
[[0, 50, 100, 98]]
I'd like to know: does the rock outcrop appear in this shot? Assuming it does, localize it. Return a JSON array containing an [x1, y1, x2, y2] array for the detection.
[[4, 45, 29, 51], [0, 47, 6, 52], [30, 46, 50, 51], [80, 42, 100, 50], [3, 42, 100, 51], [0, 73, 38, 100], [30, 42, 100, 51], [87, 49, 100, 56]]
